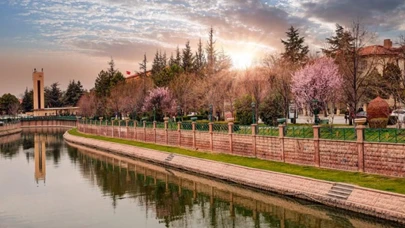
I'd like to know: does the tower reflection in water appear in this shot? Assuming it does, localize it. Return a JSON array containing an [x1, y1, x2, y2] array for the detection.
[[34, 133, 46, 184]]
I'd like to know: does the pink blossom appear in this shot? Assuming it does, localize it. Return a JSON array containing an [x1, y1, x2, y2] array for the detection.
[[142, 87, 177, 115], [292, 57, 343, 109]]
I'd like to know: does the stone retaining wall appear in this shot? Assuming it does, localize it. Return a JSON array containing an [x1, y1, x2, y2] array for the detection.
[[21, 119, 76, 128], [77, 122, 405, 177], [64, 131, 405, 224], [0, 123, 22, 137]]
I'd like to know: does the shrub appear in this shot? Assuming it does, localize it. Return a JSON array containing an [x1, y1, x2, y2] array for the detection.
[[234, 95, 254, 125], [367, 96, 390, 128]]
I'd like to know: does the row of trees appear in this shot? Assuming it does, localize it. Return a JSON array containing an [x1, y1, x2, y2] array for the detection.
[[0, 80, 85, 116], [78, 23, 405, 125]]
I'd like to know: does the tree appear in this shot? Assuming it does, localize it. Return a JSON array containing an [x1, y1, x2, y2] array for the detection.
[[240, 68, 267, 123], [0, 93, 20, 115], [95, 58, 125, 98], [45, 82, 63, 108], [259, 93, 285, 126], [142, 87, 177, 121], [139, 53, 148, 96], [194, 38, 206, 76], [206, 27, 216, 76], [281, 26, 309, 65], [152, 64, 183, 87], [21, 88, 33, 113], [323, 21, 376, 115], [77, 91, 97, 117], [182, 40, 194, 73], [234, 95, 254, 125], [63, 80, 84, 106], [291, 58, 343, 115], [383, 63, 402, 108]]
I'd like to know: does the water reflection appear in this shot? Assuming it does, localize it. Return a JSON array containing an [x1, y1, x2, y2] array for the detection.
[[0, 130, 403, 228], [67, 143, 402, 228]]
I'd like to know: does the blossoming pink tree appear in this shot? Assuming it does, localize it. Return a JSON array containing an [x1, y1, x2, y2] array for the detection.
[[142, 87, 177, 120], [291, 57, 343, 122]]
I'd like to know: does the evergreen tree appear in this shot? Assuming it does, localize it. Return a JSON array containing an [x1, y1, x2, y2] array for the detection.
[[45, 82, 63, 108], [322, 24, 354, 58], [182, 41, 194, 73], [174, 46, 181, 66], [21, 88, 33, 113], [169, 53, 175, 66], [206, 27, 216, 75], [281, 26, 309, 65], [194, 38, 206, 75], [63, 80, 84, 106], [139, 53, 148, 95], [95, 58, 125, 98], [151, 50, 161, 75]]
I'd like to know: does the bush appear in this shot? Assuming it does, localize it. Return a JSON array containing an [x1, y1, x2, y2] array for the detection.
[[369, 118, 388, 128]]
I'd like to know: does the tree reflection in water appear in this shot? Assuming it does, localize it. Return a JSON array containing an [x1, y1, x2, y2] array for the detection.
[[67, 145, 398, 228]]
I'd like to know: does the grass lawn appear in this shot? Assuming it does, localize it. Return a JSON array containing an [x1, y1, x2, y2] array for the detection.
[[68, 128, 405, 195]]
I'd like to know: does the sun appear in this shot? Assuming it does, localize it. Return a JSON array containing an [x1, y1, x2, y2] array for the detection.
[[231, 53, 254, 69]]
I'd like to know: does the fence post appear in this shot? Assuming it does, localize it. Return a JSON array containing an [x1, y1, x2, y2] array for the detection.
[[192, 122, 196, 149], [252, 124, 257, 158], [356, 125, 365, 172], [279, 124, 285, 162], [228, 121, 234, 154], [209, 123, 213, 152], [178, 122, 182, 146], [126, 120, 129, 139], [164, 118, 169, 145], [313, 125, 320, 167], [134, 121, 137, 140], [153, 121, 157, 143], [118, 120, 121, 138], [143, 121, 147, 142]]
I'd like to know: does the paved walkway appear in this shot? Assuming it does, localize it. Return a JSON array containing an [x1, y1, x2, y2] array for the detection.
[[64, 131, 405, 224]]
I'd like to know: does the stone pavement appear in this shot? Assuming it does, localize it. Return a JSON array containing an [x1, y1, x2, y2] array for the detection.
[[64, 131, 405, 224]]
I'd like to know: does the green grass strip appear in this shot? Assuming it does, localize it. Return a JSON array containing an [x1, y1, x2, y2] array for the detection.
[[68, 128, 405, 194]]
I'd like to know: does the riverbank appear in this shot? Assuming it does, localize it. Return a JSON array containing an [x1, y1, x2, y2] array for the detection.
[[0, 127, 21, 137], [64, 130, 405, 224]]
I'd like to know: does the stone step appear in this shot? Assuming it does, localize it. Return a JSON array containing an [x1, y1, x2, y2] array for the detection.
[[331, 186, 353, 194], [329, 189, 350, 197], [326, 192, 348, 200]]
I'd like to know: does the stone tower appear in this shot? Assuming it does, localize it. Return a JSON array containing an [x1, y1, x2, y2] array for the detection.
[[33, 68, 45, 110]]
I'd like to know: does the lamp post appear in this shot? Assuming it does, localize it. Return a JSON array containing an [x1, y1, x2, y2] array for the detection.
[[209, 104, 213, 122], [177, 105, 181, 122], [251, 102, 256, 124], [312, 99, 320, 125], [153, 106, 156, 122]]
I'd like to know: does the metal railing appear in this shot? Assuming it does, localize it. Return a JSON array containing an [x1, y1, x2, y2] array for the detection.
[[320, 127, 356, 141]]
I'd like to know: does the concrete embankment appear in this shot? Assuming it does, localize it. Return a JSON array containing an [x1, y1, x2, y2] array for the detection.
[[64, 131, 405, 224], [0, 128, 22, 137]]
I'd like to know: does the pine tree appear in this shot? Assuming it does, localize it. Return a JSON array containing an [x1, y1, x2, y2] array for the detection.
[[95, 58, 125, 98], [322, 24, 354, 58], [139, 53, 148, 95], [21, 88, 33, 113], [206, 27, 216, 75], [194, 38, 206, 75], [151, 50, 161, 75], [63, 80, 84, 106], [182, 40, 194, 73], [169, 53, 175, 66], [281, 26, 309, 65], [174, 46, 181, 66], [44, 82, 63, 108]]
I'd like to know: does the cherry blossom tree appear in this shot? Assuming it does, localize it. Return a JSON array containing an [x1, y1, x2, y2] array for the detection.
[[291, 57, 343, 120], [142, 87, 177, 120]]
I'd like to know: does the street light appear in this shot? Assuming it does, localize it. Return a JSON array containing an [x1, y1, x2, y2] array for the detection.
[[251, 102, 256, 124], [312, 99, 320, 125], [209, 104, 213, 122], [177, 105, 181, 122], [153, 106, 156, 122]]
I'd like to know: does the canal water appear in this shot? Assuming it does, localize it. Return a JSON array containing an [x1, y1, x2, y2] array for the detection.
[[0, 129, 402, 228]]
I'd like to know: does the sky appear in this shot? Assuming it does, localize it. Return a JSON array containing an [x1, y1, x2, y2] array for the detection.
[[1, 0, 405, 97]]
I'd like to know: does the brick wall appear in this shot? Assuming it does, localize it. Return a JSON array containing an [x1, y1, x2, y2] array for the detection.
[[256, 136, 281, 161], [284, 138, 314, 165], [364, 143, 405, 177], [76, 123, 405, 177], [319, 140, 358, 171]]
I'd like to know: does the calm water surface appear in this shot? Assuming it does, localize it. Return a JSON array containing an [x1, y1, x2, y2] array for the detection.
[[0, 128, 402, 228]]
